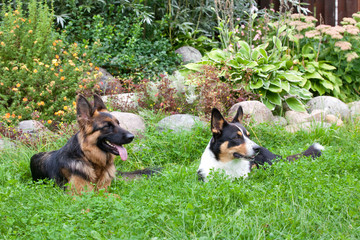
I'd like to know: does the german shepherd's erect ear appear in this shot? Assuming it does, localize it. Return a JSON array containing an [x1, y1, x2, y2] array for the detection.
[[211, 108, 228, 137], [76, 94, 93, 129], [93, 94, 107, 112], [231, 106, 244, 123]]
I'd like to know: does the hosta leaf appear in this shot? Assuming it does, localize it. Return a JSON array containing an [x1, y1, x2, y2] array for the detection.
[[273, 36, 282, 50], [311, 82, 326, 95], [280, 72, 303, 82], [263, 98, 275, 110], [258, 64, 276, 72], [268, 84, 282, 93], [207, 49, 230, 63], [183, 63, 204, 72], [266, 91, 282, 105], [237, 41, 251, 59], [320, 80, 334, 90], [319, 62, 336, 71], [289, 85, 312, 99], [304, 71, 324, 80], [280, 80, 290, 92], [285, 97, 306, 112], [250, 79, 263, 89], [251, 49, 260, 60]]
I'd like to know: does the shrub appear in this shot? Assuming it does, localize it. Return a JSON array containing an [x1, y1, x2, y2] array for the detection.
[[0, 0, 97, 125], [63, 3, 180, 80], [135, 67, 257, 118]]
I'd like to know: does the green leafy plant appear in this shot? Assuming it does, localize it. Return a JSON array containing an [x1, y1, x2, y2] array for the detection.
[[184, 38, 312, 112]]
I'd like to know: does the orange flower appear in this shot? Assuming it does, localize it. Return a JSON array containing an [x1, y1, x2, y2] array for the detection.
[[47, 120, 52, 124], [16, 83, 21, 87], [63, 97, 67, 101], [18, 115, 22, 119], [11, 114, 15, 118], [59, 69, 63, 72], [52, 42, 56, 46], [55, 55, 59, 59], [60, 76, 65, 81], [5, 113, 10, 118], [79, 85, 83, 89], [23, 97, 28, 102], [28, 30, 33, 34], [1, 42, 5, 46], [72, 101, 76, 106], [54, 73, 59, 77]]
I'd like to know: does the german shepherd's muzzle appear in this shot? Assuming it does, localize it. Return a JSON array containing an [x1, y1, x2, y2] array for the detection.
[[30, 94, 134, 194]]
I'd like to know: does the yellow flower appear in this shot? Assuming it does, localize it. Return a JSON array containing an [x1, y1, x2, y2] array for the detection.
[[16, 83, 21, 87], [45, 64, 50, 68], [12, 88, 18, 92], [59, 69, 63, 72], [72, 101, 76, 106], [55, 55, 59, 59], [1, 42, 5, 46], [13, 67, 18, 71], [18, 115, 22, 119], [28, 30, 33, 34], [47, 120, 52, 124], [63, 106, 68, 110], [89, 63, 93, 67], [79, 85, 83, 89], [63, 97, 67, 101], [33, 69, 38, 73], [14, 10, 19, 15]]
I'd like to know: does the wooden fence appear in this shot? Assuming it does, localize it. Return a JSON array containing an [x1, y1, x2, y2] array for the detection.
[[257, 0, 360, 25]]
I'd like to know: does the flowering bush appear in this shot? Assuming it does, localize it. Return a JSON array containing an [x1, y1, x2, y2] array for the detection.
[[268, 13, 360, 101], [0, 1, 97, 125]]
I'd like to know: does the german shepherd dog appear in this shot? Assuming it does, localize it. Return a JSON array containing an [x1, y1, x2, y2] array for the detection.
[[197, 107, 324, 181], [30, 94, 135, 194]]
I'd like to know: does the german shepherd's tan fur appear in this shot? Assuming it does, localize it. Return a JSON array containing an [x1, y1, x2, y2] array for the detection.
[[30, 94, 134, 194]]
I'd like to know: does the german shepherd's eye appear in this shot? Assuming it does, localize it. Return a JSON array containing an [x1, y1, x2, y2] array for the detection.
[[102, 122, 113, 131]]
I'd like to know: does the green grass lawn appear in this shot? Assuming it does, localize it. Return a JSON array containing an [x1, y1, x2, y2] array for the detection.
[[1, 113, 360, 239]]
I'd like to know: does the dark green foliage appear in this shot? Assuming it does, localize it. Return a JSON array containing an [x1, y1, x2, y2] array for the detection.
[[62, 1, 180, 80]]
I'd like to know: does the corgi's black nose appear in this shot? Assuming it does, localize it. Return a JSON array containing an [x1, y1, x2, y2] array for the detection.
[[253, 145, 261, 153]]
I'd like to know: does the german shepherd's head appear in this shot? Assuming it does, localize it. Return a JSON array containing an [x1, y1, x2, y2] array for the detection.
[[76, 94, 134, 161]]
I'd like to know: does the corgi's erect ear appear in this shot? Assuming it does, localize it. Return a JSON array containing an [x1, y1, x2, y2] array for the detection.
[[76, 94, 93, 128], [211, 108, 227, 136], [231, 106, 243, 123], [93, 94, 107, 112]]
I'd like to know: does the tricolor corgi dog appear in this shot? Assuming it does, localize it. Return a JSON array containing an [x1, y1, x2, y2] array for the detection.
[[197, 107, 324, 181]]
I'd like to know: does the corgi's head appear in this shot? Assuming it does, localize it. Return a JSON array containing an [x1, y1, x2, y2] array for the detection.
[[209, 107, 260, 163]]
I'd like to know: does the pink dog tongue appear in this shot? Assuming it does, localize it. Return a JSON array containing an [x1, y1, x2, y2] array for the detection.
[[115, 145, 128, 161]]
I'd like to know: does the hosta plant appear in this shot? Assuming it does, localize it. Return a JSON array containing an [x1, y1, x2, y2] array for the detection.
[[184, 37, 312, 112]]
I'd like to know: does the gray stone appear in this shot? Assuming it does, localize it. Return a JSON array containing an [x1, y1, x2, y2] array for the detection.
[[285, 110, 310, 124], [325, 114, 343, 126], [17, 120, 48, 133], [229, 101, 274, 125], [306, 96, 350, 120], [0, 138, 15, 150], [96, 67, 116, 92], [157, 114, 205, 133], [110, 112, 146, 137], [175, 46, 202, 63], [307, 109, 326, 122], [285, 122, 332, 133], [271, 116, 288, 126], [102, 93, 138, 109], [349, 101, 360, 117]]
